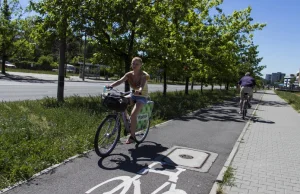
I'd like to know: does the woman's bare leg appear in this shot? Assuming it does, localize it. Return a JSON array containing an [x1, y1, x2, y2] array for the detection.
[[126, 102, 144, 143]]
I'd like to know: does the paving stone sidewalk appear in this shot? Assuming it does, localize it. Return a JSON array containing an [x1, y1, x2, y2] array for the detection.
[[224, 90, 300, 194]]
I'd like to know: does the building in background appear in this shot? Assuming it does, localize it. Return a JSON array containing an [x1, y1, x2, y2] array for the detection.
[[283, 74, 300, 88], [284, 75, 293, 87], [271, 72, 285, 83], [265, 74, 271, 82]]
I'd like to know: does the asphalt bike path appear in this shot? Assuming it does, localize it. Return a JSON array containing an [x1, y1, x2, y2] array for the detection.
[[3, 92, 263, 194]]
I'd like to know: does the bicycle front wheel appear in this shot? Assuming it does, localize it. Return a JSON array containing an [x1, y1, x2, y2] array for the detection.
[[94, 115, 120, 157], [135, 119, 151, 143]]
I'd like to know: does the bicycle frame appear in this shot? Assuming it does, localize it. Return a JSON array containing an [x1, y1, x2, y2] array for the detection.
[[242, 94, 249, 106], [241, 93, 249, 114], [120, 111, 131, 133], [103, 87, 153, 139]]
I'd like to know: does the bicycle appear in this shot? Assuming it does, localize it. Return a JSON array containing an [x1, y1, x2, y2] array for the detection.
[[241, 92, 250, 120], [94, 87, 154, 157]]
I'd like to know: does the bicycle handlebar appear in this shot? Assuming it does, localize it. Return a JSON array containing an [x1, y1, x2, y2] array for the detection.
[[105, 87, 142, 96]]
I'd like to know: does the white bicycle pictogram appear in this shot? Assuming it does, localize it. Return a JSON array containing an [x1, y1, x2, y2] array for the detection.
[[85, 162, 187, 194]]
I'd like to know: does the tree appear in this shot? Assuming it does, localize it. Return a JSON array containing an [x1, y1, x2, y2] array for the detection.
[[140, 0, 221, 95], [193, 6, 266, 90], [73, 0, 160, 91], [290, 77, 296, 86], [0, 0, 22, 74], [10, 17, 37, 63], [30, 0, 82, 102]]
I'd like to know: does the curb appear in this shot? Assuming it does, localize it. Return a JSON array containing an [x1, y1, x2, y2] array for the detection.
[[0, 118, 174, 194], [209, 91, 265, 194]]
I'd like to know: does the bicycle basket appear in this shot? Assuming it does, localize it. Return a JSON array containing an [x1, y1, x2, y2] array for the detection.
[[102, 94, 128, 112]]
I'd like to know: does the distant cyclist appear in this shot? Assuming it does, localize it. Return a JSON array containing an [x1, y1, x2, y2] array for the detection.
[[238, 72, 256, 114]]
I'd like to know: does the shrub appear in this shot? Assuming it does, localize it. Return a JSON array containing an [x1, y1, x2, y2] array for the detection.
[[37, 55, 54, 70]]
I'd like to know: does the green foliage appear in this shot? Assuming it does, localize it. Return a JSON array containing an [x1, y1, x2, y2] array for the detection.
[[0, 0, 23, 73], [37, 55, 54, 70], [13, 60, 34, 69], [290, 77, 296, 85], [70, 56, 83, 65], [217, 166, 236, 194]]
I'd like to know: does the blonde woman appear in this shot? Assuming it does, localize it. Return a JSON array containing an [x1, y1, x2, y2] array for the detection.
[[107, 57, 150, 144]]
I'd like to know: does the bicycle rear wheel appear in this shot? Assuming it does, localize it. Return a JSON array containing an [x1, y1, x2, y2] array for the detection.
[[242, 100, 247, 120], [94, 115, 120, 157]]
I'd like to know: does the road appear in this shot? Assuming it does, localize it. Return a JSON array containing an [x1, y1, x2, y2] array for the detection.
[[0, 77, 215, 102], [3, 92, 263, 194]]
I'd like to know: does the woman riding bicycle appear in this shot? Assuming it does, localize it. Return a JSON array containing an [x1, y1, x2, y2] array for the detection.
[[107, 57, 150, 144]]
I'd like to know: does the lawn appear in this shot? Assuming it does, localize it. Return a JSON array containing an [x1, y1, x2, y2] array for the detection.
[[275, 90, 300, 112], [0, 89, 236, 190]]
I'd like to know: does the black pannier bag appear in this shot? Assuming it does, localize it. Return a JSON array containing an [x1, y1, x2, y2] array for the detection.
[[102, 94, 128, 112]]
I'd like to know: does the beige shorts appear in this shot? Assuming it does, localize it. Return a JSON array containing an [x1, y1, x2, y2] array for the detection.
[[240, 86, 253, 99]]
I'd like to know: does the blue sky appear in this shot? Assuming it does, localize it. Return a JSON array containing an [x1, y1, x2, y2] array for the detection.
[[19, 0, 300, 77], [215, 0, 300, 77]]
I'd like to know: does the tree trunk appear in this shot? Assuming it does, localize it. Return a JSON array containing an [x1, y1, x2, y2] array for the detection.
[[82, 32, 87, 81], [211, 84, 214, 91], [57, 17, 67, 103], [185, 77, 189, 95], [163, 65, 167, 96], [1, 0, 9, 74], [201, 82, 203, 94], [1, 54, 6, 74], [226, 82, 229, 90], [191, 80, 194, 90], [124, 56, 131, 92], [124, 25, 136, 92]]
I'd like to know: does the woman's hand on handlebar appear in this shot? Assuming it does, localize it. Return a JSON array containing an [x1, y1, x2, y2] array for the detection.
[[105, 85, 113, 89], [134, 90, 142, 95]]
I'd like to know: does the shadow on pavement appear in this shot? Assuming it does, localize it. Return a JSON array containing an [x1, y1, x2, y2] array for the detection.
[[251, 116, 275, 124], [0, 73, 55, 83], [254, 91, 267, 94], [259, 100, 288, 107], [97, 141, 176, 174], [173, 97, 260, 123], [260, 91, 278, 95]]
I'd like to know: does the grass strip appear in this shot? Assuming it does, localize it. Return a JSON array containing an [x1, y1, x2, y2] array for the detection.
[[217, 166, 236, 194], [0, 89, 236, 189], [275, 90, 300, 112]]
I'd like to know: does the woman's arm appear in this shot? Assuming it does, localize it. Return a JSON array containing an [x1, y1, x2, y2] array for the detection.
[[109, 73, 129, 88]]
